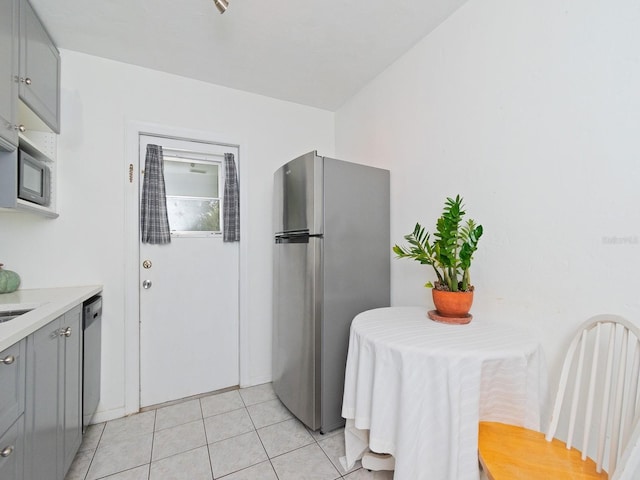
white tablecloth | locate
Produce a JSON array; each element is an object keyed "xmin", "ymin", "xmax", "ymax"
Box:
[{"xmin": 341, "ymin": 307, "xmax": 547, "ymax": 480}]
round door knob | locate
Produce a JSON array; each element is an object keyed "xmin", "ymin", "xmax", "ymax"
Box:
[
  {"xmin": 142, "ymin": 280, "xmax": 152, "ymax": 289},
  {"xmin": 60, "ymin": 327, "xmax": 72, "ymax": 337},
  {"xmin": 25, "ymin": 77, "xmax": 32, "ymax": 85},
  {"xmin": 15, "ymin": 124, "xmax": 25, "ymax": 132}
]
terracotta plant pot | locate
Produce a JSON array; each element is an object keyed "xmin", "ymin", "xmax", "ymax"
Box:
[{"xmin": 432, "ymin": 289, "xmax": 474, "ymax": 318}]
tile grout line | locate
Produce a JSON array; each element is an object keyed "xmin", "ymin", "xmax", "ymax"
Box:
[
  {"xmin": 147, "ymin": 409, "xmax": 156, "ymax": 480},
  {"xmin": 205, "ymin": 390, "xmax": 270, "ymax": 478},
  {"xmin": 147, "ymin": 401, "xmax": 211, "ymax": 477},
  {"xmin": 80, "ymin": 423, "xmax": 105, "ymax": 480},
  {"xmin": 199, "ymin": 396, "xmax": 217, "ymax": 480},
  {"xmin": 316, "ymin": 434, "xmax": 345, "ymax": 480},
  {"xmin": 240, "ymin": 392, "xmax": 277, "ymax": 478}
]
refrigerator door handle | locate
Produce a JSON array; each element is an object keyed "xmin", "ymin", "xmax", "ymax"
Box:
[{"xmin": 275, "ymin": 233, "xmax": 322, "ymax": 244}]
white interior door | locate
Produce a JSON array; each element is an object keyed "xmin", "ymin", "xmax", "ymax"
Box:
[{"xmin": 139, "ymin": 134, "xmax": 239, "ymax": 407}]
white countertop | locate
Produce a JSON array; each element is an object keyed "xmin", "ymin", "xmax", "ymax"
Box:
[{"xmin": 0, "ymin": 285, "xmax": 103, "ymax": 351}]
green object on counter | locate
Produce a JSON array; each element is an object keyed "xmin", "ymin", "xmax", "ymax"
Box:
[{"xmin": 0, "ymin": 263, "xmax": 21, "ymax": 294}]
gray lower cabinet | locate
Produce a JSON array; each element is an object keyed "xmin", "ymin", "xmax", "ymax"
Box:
[
  {"xmin": 0, "ymin": 0, "xmax": 19, "ymax": 150},
  {"xmin": 0, "ymin": 418, "xmax": 25, "ymax": 480},
  {"xmin": 19, "ymin": 0, "xmax": 60, "ymax": 133},
  {"xmin": 0, "ymin": 340, "xmax": 26, "ymax": 480},
  {"xmin": 24, "ymin": 305, "xmax": 83, "ymax": 480},
  {"xmin": 62, "ymin": 306, "xmax": 82, "ymax": 475}
]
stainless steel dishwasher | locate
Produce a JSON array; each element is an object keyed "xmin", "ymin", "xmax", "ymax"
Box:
[{"xmin": 83, "ymin": 295, "xmax": 102, "ymax": 432}]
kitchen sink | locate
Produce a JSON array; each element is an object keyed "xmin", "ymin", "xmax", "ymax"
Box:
[{"xmin": 0, "ymin": 309, "xmax": 33, "ymax": 323}]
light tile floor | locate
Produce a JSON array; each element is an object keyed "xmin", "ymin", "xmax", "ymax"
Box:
[{"xmin": 65, "ymin": 383, "xmax": 394, "ymax": 480}]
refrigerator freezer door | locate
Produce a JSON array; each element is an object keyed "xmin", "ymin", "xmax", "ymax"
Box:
[
  {"xmin": 273, "ymin": 151, "xmax": 323, "ymax": 235},
  {"xmin": 272, "ymin": 235, "xmax": 322, "ymax": 430}
]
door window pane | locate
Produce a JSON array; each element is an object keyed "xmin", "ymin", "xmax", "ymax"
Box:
[
  {"xmin": 164, "ymin": 160, "xmax": 219, "ymax": 197},
  {"xmin": 166, "ymin": 198, "xmax": 220, "ymax": 232},
  {"xmin": 163, "ymin": 157, "xmax": 222, "ymax": 234}
]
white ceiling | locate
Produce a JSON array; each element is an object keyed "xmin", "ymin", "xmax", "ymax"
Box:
[{"xmin": 30, "ymin": 0, "xmax": 468, "ymax": 111}]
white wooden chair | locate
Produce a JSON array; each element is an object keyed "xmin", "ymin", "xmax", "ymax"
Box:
[{"xmin": 479, "ymin": 314, "xmax": 640, "ymax": 480}]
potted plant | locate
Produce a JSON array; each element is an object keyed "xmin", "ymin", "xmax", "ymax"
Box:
[{"xmin": 392, "ymin": 195, "xmax": 483, "ymax": 323}]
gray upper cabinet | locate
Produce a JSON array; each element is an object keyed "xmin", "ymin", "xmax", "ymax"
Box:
[
  {"xmin": 0, "ymin": 0, "xmax": 19, "ymax": 150},
  {"xmin": 19, "ymin": 0, "xmax": 60, "ymax": 133}
]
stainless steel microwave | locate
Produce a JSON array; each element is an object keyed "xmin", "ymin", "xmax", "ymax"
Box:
[{"xmin": 18, "ymin": 148, "xmax": 51, "ymax": 206}]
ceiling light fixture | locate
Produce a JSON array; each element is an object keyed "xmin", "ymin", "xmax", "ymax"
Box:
[{"xmin": 214, "ymin": 0, "xmax": 229, "ymax": 14}]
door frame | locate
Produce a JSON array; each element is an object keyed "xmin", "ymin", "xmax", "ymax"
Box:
[{"xmin": 123, "ymin": 120, "xmax": 250, "ymax": 416}]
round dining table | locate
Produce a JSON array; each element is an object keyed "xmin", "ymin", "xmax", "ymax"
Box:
[{"xmin": 341, "ymin": 306, "xmax": 548, "ymax": 480}]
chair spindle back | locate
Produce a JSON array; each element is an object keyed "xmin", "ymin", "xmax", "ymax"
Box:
[{"xmin": 545, "ymin": 315, "xmax": 640, "ymax": 476}]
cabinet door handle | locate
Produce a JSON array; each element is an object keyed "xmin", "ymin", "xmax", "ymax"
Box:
[
  {"xmin": 24, "ymin": 77, "xmax": 32, "ymax": 85},
  {"xmin": 0, "ymin": 355, "xmax": 15, "ymax": 365},
  {"xmin": 14, "ymin": 124, "xmax": 25, "ymax": 132},
  {"xmin": 60, "ymin": 327, "xmax": 72, "ymax": 337},
  {"xmin": 0, "ymin": 445, "xmax": 14, "ymax": 457}
]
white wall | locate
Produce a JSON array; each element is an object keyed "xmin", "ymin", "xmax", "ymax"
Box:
[
  {"xmin": 0, "ymin": 50, "xmax": 334, "ymax": 419},
  {"xmin": 3, "ymin": 0, "xmax": 639, "ymax": 427},
  {"xmin": 336, "ymin": 0, "xmax": 640, "ymax": 407}
]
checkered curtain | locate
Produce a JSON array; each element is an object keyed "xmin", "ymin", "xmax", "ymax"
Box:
[
  {"xmin": 140, "ymin": 144, "xmax": 171, "ymax": 244},
  {"xmin": 223, "ymin": 153, "xmax": 240, "ymax": 242}
]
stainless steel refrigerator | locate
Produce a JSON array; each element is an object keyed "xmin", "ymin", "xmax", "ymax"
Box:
[{"xmin": 272, "ymin": 151, "xmax": 390, "ymax": 433}]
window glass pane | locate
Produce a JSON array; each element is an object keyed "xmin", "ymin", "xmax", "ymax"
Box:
[
  {"xmin": 163, "ymin": 159, "xmax": 219, "ymax": 198},
  {"xmin": 166, "ymin": 198, "xmax": 220, "ymax": 232}
]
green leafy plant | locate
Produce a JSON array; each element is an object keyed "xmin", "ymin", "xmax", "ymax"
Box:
[{"xmin": 392, "ymin": 195, "xmax": 483, "ymax": 292}]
